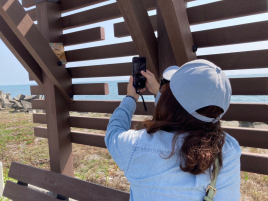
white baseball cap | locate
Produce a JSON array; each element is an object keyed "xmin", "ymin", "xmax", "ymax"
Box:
[
  {"xmin": 163, "ymin": 65, "xmax": 180, "ymax": 80},
  {"xmin": 170, "ymin": 59, "xmax": 232, "ymax": 123}
]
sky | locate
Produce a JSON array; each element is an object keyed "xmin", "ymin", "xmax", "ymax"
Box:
[{"xmin": 1, "ymin": 0, "xmax": 268, "ymax": 86}]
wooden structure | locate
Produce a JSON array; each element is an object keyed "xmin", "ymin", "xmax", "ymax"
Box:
[{"xmin": 1, "ymin": 0, "xmax": 268, "ymax": 199}]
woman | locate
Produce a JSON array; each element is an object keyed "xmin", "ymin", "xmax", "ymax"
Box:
[{"xmin": 105, "ymin": 60, "xmax": 241, "ymax": 201}]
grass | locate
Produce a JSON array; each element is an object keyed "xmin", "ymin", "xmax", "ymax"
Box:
[{"xmin": 0, "ymin": 109, "xmax": 268, "ymax": 200}]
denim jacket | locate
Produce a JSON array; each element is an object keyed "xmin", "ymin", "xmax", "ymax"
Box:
[{"xmin": 105, "ymin": 97, "xmax": 241, "ymax": 201}]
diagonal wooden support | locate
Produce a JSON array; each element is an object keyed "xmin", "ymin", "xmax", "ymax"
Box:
[
  {"xmin": 157, "ymin": 0, "xmax": 196, "ymax": 66},
  {"xmin": 0, "ymin": 0, "xmax": 73, "ymax": 103},
  {"xmin": 117, "ymin": 0, "xmax": 159, "ymax": 79},
  {"xmin": 35, "ymin": 0, "xmax": 74, "ymax": 177},
  {"xmin": 0, "ymin": 16, "xmax": 43, "ymax": 88}
]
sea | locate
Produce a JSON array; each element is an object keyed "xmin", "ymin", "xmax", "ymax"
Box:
[{"xmin": 0, "ymin": 79, "xmax": 268, "ymax": 103}]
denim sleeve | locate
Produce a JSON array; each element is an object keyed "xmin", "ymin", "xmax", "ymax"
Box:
[
  {"xmin": 214, "ymin": 143, "xmax": 241, "ymax": 201},
  {"xmin": 105, "ymin": 97, "xmax": 141, "ymax": 172}
]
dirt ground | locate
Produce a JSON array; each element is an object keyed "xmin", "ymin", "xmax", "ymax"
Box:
[{"xmin": 0, "ymin": 109, "xmax": 267, "ymax": 201}]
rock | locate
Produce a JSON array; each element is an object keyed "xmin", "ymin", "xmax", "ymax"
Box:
[
  {"xmin": 6, "ymin": 94, "xmax": 12, "ymax": 101},
  {"xmin": 0, "ymin": 106, "xmax": 2, "ymax": 110},
  {"xmin": 27, "ymin": 109, "xmax": 36, "ymax": 114},
  {"xmin": 239, "ymin": 121, "xmax": 255, "ymax": 128},
  {"xmin": 253, "ymin": 122, "xmax": 268, "ymax": 129},
  {"xmin": 17, "ymin": 94, "xmax": 25, "ymax": 101},
  {"xmin": 24, "ymin": 95, "xmax": 42, "ymax": 101},
  {"xmin": 11, "ymin": 100, "xmax": 23, "ymax": 109},
  {"xmin": 21, "ymin": 100, "xmax": 32, "ymax": 110},
  {"xmin": 1, "ymin": 100, "xmax": 13, "ymax": 108},
  {"xmin": 13, "ymin": 97, "xmax": 19, "ymax": 101},
  {"xmin": 0, "ymin": 161, "xmax": 3, "ymax": 197}
]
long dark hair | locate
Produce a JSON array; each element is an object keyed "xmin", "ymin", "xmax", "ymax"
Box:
[{"xmin": 143, "ymin": 83, "xmax": 225, "ymax": 179}]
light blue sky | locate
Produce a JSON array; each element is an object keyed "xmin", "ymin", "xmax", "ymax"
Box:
[{"xmin": 1, "ymin": 0, "xmax": 268, "ymax": 86}]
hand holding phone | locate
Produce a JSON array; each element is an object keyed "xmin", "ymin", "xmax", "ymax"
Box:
[{"xmin": 132, "ymin": 57, "xmax": 146, "ymax": 93}]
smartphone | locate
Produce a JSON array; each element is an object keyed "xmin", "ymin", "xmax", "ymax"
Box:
[{"xmin": 132, "ymin": 57, "xmax": 146, "ymax": 92}]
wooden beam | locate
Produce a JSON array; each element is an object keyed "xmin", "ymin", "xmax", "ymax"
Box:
[
  {"xmin": 31, "ymin": 83, "xmax": 109, "ymax": 95},
  {"xmin": 33, "ymin": 115, "xmax": 144, "ymax": 130},
  {"xmin": 198, "ymin": 49, "xmax": 268, "ymax": 70},
  {"xmin": 63, "ymin": 27, "xmax": 105, "ymax": 46},
  {"xmin": 35, "ymin": 0, "xmax": 74, "ymax": 177},
  {"xmin": 241, "ymin": 152, "xmax": 268, "ymax": 175},
  {"xmin": 3, "ymin": 181, "xmax": 58, "ymax": 201},
  {"xmin": 67, "ymin": 63, "xmax": 132, "ymax": 78},
  {"xmin": 118, "ymin": 77, "xmax": 268, "ymax": 95},
  {"xmin": 8, "ymin": 162, "xmax": 130, "ymax": 200},
  {"xmin": 0, "ymin": 0, "xmax": 73, "ymax": 103},
  {"xmin": 157, "ymin": 3, "xmax": 176, "ymax": 80},
  {"xmin": 33, "ymin": 128, "xmax": 268, "ymax": 175},
  {"xmin": 193, "ymin": 20, "xmax": 268, "ymax": 48},
  {"xmin": 188, "ymin": 0, "xmax": 268, "ymax": 25},
  {"xmin": 223, "ymin": 127, "xmax": 268, "ymax": 149},
  {"xmin": 157, "ymin": 0, "xmax": 196, "ymax": 66},
  {"xmin": 22, "ymin": 0, "xmax": 109, "ymax": 12},
  {"xmin": 0, "ymin": 16, "xmax": 43, "ymax": 88},
  {"xmin": 61, "ymin": 0, "xmax": 157, "ymax": 30},
  {"xmin": 33, "ymin": 99, "xmax": 268, "ymax": 122},
  {"xmin": 117, "ymin": 0, "xmax": 159, "ymax": 78},
  {"xmin": 65, "ymin": 41, "xmax": 137, "ymax": 62},
  {"xmin": 27, "ymin": 8, "xmax": 37, "ymax": 21}
]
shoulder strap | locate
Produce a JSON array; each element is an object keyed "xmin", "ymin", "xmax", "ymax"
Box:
[{"xmin": 203, "ymin": 157, "xmax": 220, "ymax": 201}]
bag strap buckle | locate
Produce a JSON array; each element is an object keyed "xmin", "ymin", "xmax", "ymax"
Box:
[{"xmin": 206, "ymin": 185, "xmax": 217, "ymax": 197}]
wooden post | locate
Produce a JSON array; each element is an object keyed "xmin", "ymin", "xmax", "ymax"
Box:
[
  {"xmin": 117, "ymin": 0, "xmax": 159, "ymax": 79},
  {"xmin": 35, "ymin": 0, "xmax": 74, "ymax": 176},
  {"xmin": 157, "ymin": 0, "xmax": 196, "ymax": 66},
  {"xmin": 157, "ymin": 3, "xmax": 177, "ymax": 81}
]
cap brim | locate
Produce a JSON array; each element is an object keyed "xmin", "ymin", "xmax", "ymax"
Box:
[{"xmin": 163, "ymin": 66, "xmax": 180, "ymax": 80}]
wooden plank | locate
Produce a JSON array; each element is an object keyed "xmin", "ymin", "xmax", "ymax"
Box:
[
  {"xmin": 34, "ymin": 127, "xmax": 107, "ymax": 148},
  {"xmin": 31, "ymin": 85, "xmax": 43, "ymax": 95},
  {"xmin": 27, "ymin": 8, "xmax": 36, "ymax": 21},
  {"xmin": 224, "ymin": 103, "xmax": 268, "ymax": 123},
  {"xmin": 34, "ymin": 116, "xmax": 144, "ymax": 130},
  {"xmin": 60, "ymin": 0, "xmax": 109, "ymax": 13},
  {"xmin": 117, "ymin": 0, "xmax": 159, "ymax": 78},
  {"xmin": 35, "ymin": 0, "xmax": 74, "ymax": 177},
  {"xmin": 192, "ymin": 21, "xmax": 268, "ymax": 48},
  {"xmin": 241, "ymin": 152, "xmax": 268, "ymax": 175},
  {"xmin": 157, "ymin": 0, "xmax": 196, "ymax": 66},
  {"xmin": 65, "ymin": 41, "xmax": 137, "ymax": 62},
  {"xmin": 61, "ymin": 0, "xmax": 157, "ymax": 30},
  {"xmin": 22, "ymin": 0, "xmax": 109, "ymax": 12},
  {"xmin": 73, "ymin": 83, "xmax": 109, "ymax": 95},
  {"xmin": 157, "ymin": 3, "xmax": 176, "ymax": 81},
  {"xmin": 230, "ymin": 77, "xmax": 268, "ymax": 95},
  {"xmin": 3, "ymin": 181, "xmax": 57, "ymax": 201},
  {"xmin": 33, "ymin": 100, "xmax": 268, "ymax": 123},
  {"xmin": 198, "ymin": 49, "xmax": 268, "ymax": 70},
  {"xmin": 188, "ymin": 0, "xmax": 268, "ymax": 25},
  {"xmin": 114, "ymin": 15, "xmax": 156, "ymax": 38},
  {"xmin": 223, "ymin": 127, "xmax": 268, "ymax": 149},
  {"xmin": 67, "ymin": 63, "xmax": 132, "ymax": 78},
  {"xmin": 119, "ymin": 78, "xmax": 268, "ymax": 96},
  {"xmin": 35, "ymin": 123, "xmax": 268, "ymax": 150},
  {"xmin": 0, "ymin": 0, "xmax": 73, "ymax": 103},
  {"xmin": 8, "ymin": 162, "xmax": 130, "ymax": 201},
  {"xmin": 0, "ymin": 16, "xmax": 43, "ymax": 88},
  {"xmin": 69, "ymin": 100, "xmax": 155, "ymax": 115},
  {"xmin": 63, "ymin": 27, "xmax": 105, "ymax": 46},
  {"xmin": 31, "ymin": 83, "xmax": 109, "ymax": 95}
]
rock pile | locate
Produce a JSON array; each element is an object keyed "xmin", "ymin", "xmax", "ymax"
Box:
[{"xmin": 0, "ymin": 91, "xmax": 43, "ymax": 113}]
